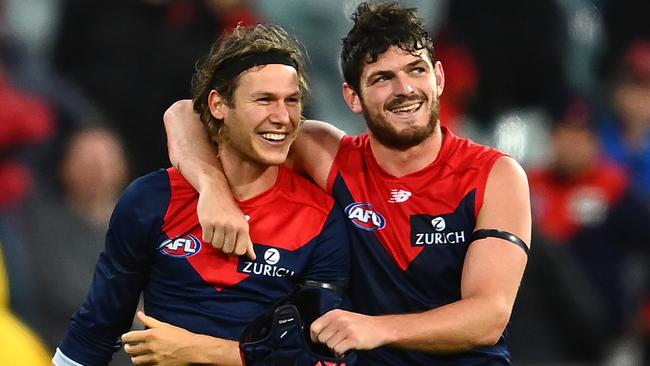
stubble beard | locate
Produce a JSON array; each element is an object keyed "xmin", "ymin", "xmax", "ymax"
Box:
[{"xmin": 362, "ymin": 94, "xmax": 440, "ymax": 151}]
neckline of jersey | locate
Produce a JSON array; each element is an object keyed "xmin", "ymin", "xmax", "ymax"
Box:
[
  {"xmin": 235, "ymin": 165, "xmax": 287, "ymax": 208},
  {"xmin": 364, "ymin": 125, "xmax": 452, "ymax": 182}
]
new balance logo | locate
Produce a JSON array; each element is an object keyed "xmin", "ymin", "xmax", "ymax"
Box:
[{"xmin": 389, "ymin": 189, "xmax": 412, "ymax": 203}]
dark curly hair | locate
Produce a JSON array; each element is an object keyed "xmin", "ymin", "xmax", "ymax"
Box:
[
  {"xmin": 341, "ymin": 1, "xmax": 434, "ymax": 93},
  {"xmin": 192, "ymin": 24, "xmax": 309, "ymax": 146}
]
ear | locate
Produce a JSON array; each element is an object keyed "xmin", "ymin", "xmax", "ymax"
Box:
[
  {"xmin": 342, "ymin": 82, "xmax": 363, "ymax": 115},
  {"xmin": 434, "ymin": 61, "xmax": 445, "ymax": 98},
  {"xmin": 208, "ymin": 90, "xmax": 227, "ymax": 120}
]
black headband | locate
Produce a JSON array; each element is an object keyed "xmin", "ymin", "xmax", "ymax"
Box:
[{"xmin": 213, "ymin": 51, "xmax": 298, "ymax": 83}]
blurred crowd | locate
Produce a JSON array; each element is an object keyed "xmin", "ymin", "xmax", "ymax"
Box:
[{"xmin": 0, "ymin": 0, "xmax": 649, "ymax": 365}]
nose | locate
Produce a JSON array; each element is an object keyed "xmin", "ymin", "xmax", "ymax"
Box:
[
  {"xmin": 393, "ymin": 74, "xmax": 414, "ymax": 96},
  {"xmin": 268, "ymin": 101, "xmax": 291, "ymax": 125}
]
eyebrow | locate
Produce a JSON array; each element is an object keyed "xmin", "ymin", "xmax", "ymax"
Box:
[
  {"xmin": 365, "ymin": 70, "xmax": 393, "ymax": 85},
  {"xmin": 250, "ymin": 90, "xmax": 301, "ymax": 99},
  {"xmin": 365, "ymin": 58, "xmax": 430, "ymax": 83},
  {"xmin": 406, "ymin": 59, "xmax": 429, "ymax": 69}
]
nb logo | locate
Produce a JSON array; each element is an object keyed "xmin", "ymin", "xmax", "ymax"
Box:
[
  {"xmin": 159, "ymin": 234, "xmax": 201, "ymax": 258},
  {"xmin": 388, "ymin": 189, "xmax": 412, "ymax": 203}
]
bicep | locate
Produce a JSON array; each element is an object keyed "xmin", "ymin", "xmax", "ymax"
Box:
[
  {"xmin": 288, "ymin": 120, "xmax": 344, "ymax": 190},
  {"xmin": 462, "ymin": 156, "xmax": 531, "ymax": 307},
  {"xmin": 476, "ymin": 156, "xmax": 531, "ymax": 244}
]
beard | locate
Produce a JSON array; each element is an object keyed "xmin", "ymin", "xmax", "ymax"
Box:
[{"xmin": 361, "ymin": 94, "xmax": 440, "ymax": 151}]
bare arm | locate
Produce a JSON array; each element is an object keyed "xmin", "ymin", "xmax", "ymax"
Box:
[
  {"xmin": 311, "ymin": 156, "xmax": 531, "ymax": 354},
  {"xmin": 122, "ymin": 312, "xmax": 241, "ymax": 366},
  {"xmin": 289, "ymin": 119, "xmax": 345, "ymax": 190},
  {"xmin": 164, "ymin": 100, "xmax": 254, "ymax": 259}
]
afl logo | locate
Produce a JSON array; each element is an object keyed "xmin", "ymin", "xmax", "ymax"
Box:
[
  {"xmin": 344, "ymin": 202, "xmax": 386, "ymax": 231},
  {"xmin": 158, "ymin": 234, "xmax": 201, "ymax": 258},
  {"xmin": 431, "ymin": 217, "xmax": 446, "ymax": 232}
]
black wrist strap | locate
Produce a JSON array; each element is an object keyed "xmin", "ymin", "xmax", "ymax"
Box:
[{"xmin": 471, "ymin": 229, "xmax": 530, "ymax": 256}]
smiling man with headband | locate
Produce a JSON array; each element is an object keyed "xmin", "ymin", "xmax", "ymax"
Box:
[{"xmin": 53, "ymin": 24, "xmax": 351, "ymax": 366}]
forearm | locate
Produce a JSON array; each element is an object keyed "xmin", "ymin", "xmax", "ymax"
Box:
[
  {"xmin": 378, "ymin": 237, "xmax": 525, "ymax": 353},
  {"xmin": 378, "ymin": 295, "xmax": 510, "ymax": 353},
  {"xmin": 187, "ymin": 335, "xmax": 242, "ymax": 366},
  {"xmin": 164, "ymin": 99, "xmax": 256, "ymax": 256},
  {"xmin": 164, "ymin": 99, "xmax": 224, "ymax": 194},
  {"xmin": 122, "ymin": 317, "xmax": 244, "ymax": 366}
]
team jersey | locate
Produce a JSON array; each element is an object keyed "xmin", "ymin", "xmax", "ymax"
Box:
[
  {"xmin": 326, "ymin": 127, "xmax": 509, "ymax": 365},
  {"xmin": 58, "ymin": 166, "xmax": 349, "ymax": 366}
]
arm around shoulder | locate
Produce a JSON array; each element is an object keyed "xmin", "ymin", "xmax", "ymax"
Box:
[
  {"xmin": 163, "ymin": 100, "xmax": 253, "ymax": 258},
  {"xmin": 290, "ymin": 120, "xmax": 345, "ymax": 190}
]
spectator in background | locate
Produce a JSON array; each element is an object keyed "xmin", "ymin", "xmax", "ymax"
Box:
[
  {"xmin": 434, "ymin": 38, "xmax": 480, "ymax": 138},
  {"xmin": 600, "ymin": 0, "xmax": 650, "ymax": 84},
  {"xmin": 0, "ymin": 67, "xmax": 54, "ymax": 210},
  {"xmin": 447, "ymin": 0, "xmax": 567, "ymax": 126},
  {"xmin": 0, "ymin": 62, "xmax": 55, "ymax": 334},
  {"xmin": 16, "ymin": 127, "xmax": 133, "ymax": 365},
  {"xmin": 53, "ymin": 0, "xmax": 258, "ymax": 177},
  {"xmin": 601, "ymin": 41, "xmax": 650, "ymax": 362},
  {"xmin": 58, "ymin": 128, "xmax": 129, "ymax": 226},
  {"xmin": 598, "ymin": 39, "xmax": 650, "ymax": 202},
  {"xmin": 0, "ymin": 0, "xmax": 110, "ymax": 193},
  {"xmin": 525, "ymin": 94, "xmax": 650, "ymax": 363}
]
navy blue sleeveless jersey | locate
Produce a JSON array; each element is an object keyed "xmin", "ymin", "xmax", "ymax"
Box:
[
  {"xmin": 58, "ymin": 166, "xmax": 350, "ymax": 366},
  {"xmin": 326, "ymin": 127, "xmax": 510, "ymax": 365}
]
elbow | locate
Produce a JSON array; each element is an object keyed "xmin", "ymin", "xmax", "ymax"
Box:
[
  {"xmin": 473, "ymin": 329, "xmax": 505, "ymax": 348},
  {"xmin": 163, "ymin": 99, "xmax": 194, "ymax": 167},
  {"xmin": 472, "ymin": 305, "xmax": 511, "ymax": 348},
  {"xmin": 163, "ymin": 99, "xmax": 193, "ymax": 129}
]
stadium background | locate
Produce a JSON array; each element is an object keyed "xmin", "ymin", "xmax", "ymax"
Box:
[{"xmin": 1, "ymin": 0, "xmax": 649, "ymax": 364}]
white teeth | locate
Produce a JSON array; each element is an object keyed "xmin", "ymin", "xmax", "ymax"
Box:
[
  {"xmin": 390, "ymin": 103, "xmax": 421, "ymax": 113},
  {"xmin": 260, "ymin": 133, "xmax": 286, "ymax": 141}
]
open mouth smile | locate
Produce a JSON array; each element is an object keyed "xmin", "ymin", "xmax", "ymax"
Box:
[
  {"xmin": 388, "ymin": 101, "xmax": 423, "ymax": 115},
  {"xmin": 259, "ymin": 132, "xmax": 288, "ymax": 142}
]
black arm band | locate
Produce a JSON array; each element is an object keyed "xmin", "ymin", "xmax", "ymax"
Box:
[
  {"xmin": 300, "ymin": 279, "xmax": 347, "ymax": 294},
  {"xmin": 471, "ymin": 229, "xmax": 529, "ymax": 256}
]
